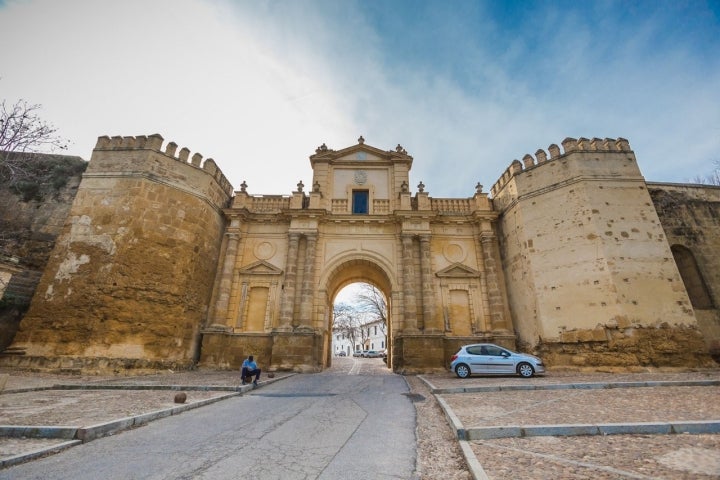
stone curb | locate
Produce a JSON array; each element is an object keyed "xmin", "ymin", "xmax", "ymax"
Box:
[
  {"xmin": 0, "ymin": 440, "xmax": 81, "ymax": 469},
  {"xmin": 458, "ymin": 440, "xmax": 491, "ymax": 480},
  {"xmin": 465, "ymin": 420, "xmax": 720, "ymax": 440},
  {"xmin": 429, "ymin": 379, "xmax": 720, "ymax": 394},
  {"xmin": 0, "ymin": 373, "xmax": 294, "ymax": 467},
  {"xmin": 418, "ymin": 379, "xmax": 489, "ymax": 480},
  {"xmin": 428, "ymin": 377, "xmax": 720, "ymax": 480},
  {"xmin": 0, "ymin": 426, "xmax": 78, "ymax": 439}
]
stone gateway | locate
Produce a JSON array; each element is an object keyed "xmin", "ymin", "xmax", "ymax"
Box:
[{"xmin": 1, "ymin": 134, "xmax": 718, "ymax": 373}]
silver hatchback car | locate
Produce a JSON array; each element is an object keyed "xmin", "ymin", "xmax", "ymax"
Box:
[{"xmin": 450, "ymin": 343, "xmax": 545, "ymax": 378}]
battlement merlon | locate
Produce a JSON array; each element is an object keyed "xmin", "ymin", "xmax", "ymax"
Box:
[
  {"xmin": 490, "ymin": 137, "xmax": 634, "ymax": 198},
  {"xmin": 92, "ymin": 134, "xmax": 234, "ymax": 198}
]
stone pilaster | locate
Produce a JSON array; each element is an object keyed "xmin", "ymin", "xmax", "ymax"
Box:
[
  {"xmin": 213, "ymin": 232, "xmax": 240, "ymax": 327},
  {"xmin": 298, "ymin": 233, "xmax": 317, "ymax": 330},
  {"xmin": 480, "ymin": 231, "xmax": 509, "ymax": 331},
  {"xmin": 419, "ymin": 234, "xmax": 436, "ymax": 332},
  {"xmin": 401, "ymin": 234, "xmax": 419, "ymax": 332},
  {"xmin": 278, "ymin": 232, "xmax": 300, "ymax": 331}
]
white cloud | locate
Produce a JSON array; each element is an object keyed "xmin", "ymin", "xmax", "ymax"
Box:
[{"xmin": 1, "ymin": 0, "xmax": 718, "ymax": 198}]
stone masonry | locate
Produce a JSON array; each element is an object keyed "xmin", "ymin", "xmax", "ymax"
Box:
[{"xmin": 0, "ymin": 134, "xmax": 717, "ymax": 373}]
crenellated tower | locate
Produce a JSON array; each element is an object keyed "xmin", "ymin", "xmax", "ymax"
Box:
[
  {"xmin": 492, "ymin": 137, "xmax": 712, "ymax": 368},
  {"xmin": 8, "ymin": 134, "xmax": 233, "ymax": 371}
]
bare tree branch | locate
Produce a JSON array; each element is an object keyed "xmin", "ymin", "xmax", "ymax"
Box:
[
  {"xmin": 0, "ymin": 98, "xmax": 69, "ymax": 184},
  {"xmin": 689, "ymin": 159, "xmax": 720, "ymax": 186},
  {"xmin": 355, "ymin": 284, "xmax": 387, "ymax": 334}
]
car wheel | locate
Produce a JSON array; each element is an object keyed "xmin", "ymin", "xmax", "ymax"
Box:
[
  {"xmin": 455, "ymin": 363, "xmax": 471, "ymax": 379},
  {"xmin": 517, "ymin": 362, "xmax": 534, "ymax": 378}
]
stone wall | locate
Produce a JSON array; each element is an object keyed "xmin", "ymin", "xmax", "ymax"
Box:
[
  {"xmin": 649, "ymin": 183, "xmax": 720, "ymax": 358},
  {"xmin": 0, "ymin": 153, "xmax": 86, "ymax": 352},
  {"xmin": 4, "ymin": 135, "xmax": 233, "ymax": 372},
  {"xmin": 493, "ymin": 138, "xmax": 713, "ymax": 368}
]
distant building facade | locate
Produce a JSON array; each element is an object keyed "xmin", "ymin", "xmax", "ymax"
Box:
[
  {"xmin": 1, "ymin": 134, "xmax": 717, "ymax": 373},
  {"xmin": 332, "ymin": 317, "xmax": 387, "ymax": 356}
]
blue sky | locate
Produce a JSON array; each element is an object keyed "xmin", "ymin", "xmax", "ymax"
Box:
[{"xmin": 1, "ymin": 0, "xmax": 718, "ymax": 197}]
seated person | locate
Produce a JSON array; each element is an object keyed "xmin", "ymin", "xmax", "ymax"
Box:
[{"xmin": 241, "ymin": 355, "xmax": 261, "ymax": 385}]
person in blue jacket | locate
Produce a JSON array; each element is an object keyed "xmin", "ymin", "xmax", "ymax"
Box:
[{"xmin": 241, "ymin": 355, "xmax": 261, "ymax": 386}]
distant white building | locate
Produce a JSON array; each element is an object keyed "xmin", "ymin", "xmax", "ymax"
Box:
[{"xmin": 332, "ymin": 318, "xmax": 387, "ymax": 356}]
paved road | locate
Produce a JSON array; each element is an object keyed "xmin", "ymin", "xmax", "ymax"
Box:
[{"xmin": 0, "ymin": 358, "xmax": 417, "ymax": 480}]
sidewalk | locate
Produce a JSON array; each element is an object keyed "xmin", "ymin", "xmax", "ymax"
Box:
[
  {"xmin": 422, "ymin": 369, "xmax": 720, "ymax": 479},
  {"xmin": 0, "ymin": 368, "xmax": 292, "ymax": 468}
]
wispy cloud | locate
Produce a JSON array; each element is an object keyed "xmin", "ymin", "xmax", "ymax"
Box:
[{"xmin": 1, "ymin": 0, "xmax": 718, "ymax": 197}]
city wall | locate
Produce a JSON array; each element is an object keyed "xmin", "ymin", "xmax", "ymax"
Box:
[
  {"xmin": 492, "ymin": 138, "xmax": 714, "ymax": 368},
  {"xmin": 4, "ymin": 135, "xmax": 233, "ymax": 372}
]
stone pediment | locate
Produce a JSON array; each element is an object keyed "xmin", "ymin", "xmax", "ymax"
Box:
[
  {"xmin": 238, "ymin": 260, "xmax": 283, "ymax": 275},
  {"xmin": 435, "ymin": 263, "xmax": 480, "ymax": 278},
  {"xmin": 310, "ymin": 136, "xmax": 412, "ymax": 166}
]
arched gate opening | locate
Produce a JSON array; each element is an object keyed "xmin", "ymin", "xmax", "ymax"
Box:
[{"xmin": 320, "ymin": 258, "xmax": 395, "ymax": 370}]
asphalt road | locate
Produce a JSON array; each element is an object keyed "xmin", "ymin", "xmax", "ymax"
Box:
[{"xmin": 0, "ymin": 358, "xmax": 418, "ymax": 480}]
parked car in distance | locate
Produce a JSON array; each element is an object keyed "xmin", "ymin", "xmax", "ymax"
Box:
[
  {"xmin": 364, "ymin": 350, "xmax": 382, "ymax": 358},
  {"xmin": 360, "ymin": 350, "xmax": 369, "ymax": 357},
  {"xmin": 353, "ymin": 350, "xmax": 363, "ymax": 357},
  {"xmin": 450, "ymin": 343, "xmax": 545, "ymax": 378},
  {"xmin": 337, "ymin": 351, "xmax": 346, "ymax": 357}
]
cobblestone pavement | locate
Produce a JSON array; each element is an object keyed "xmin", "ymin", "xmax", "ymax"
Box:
[{"xmin": 422, "ymin": 368, "xmax": 720, "ymax": 479}]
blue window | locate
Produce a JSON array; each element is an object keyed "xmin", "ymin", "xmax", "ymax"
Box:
[{"xmin": 352, "ymin": 190, "xmax": 369, "ymax": 214}]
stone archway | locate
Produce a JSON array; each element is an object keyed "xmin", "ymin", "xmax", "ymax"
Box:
[{"xmin": 319, "ymin": 257, "xmax": 395, "ymax": 370}]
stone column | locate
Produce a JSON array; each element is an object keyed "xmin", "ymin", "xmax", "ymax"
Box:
[
  {"xmin": 212, "ymin": 232, "xmax": 239, "ymax": 327},
  {"xmin": 419, "ymin": 234, "xmax": 436, "ymax": 332},
  {"xmin": 480, "ymin": 231, "xmax": 509, "ymax": 331},
  {"xmin": 401, "ymin": 234, "xmax": 419, "ymax": 332},
  {"xmin": 298, "ymin": 233, "xmax": 317, "ymax": 329},
  {"xmin": 278, "ymin": 232, "xmax": 300, "ymax": 331}
]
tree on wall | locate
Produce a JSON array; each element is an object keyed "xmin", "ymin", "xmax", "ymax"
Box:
[
  {"xmin": 691, "ymin": 159, "xmax": 720, "ymax": 186},
  {"xmin": 0, "ymin": 97, "xmax": 69, "ymax": 185}
]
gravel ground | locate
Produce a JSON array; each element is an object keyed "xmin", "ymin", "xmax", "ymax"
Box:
[
  {"xmin": 0, "ymin": 363, "xmax": 470, "ymax": 479},
  {"xmin": 2, "ymin": 366, "xmax": 720, "ymax": 479},
  {"xmin": 441, "ymin": 386, "xmax": 720, "ymax": 426},
  {"xmin": 471, "ymin": 434, "xmax": 720, "ymax": 479}
]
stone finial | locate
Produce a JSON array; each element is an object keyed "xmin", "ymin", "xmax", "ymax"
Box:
[
  {"xmin": 315, "ymin": 143, "xmax": 329, "ymax": 153},
  {"xmin": 417, "ymin": 181, "xmax": 425, "ymax": 193},
  {"xmin": 240, "ymin": 181, "xmax": 248, "ymax": 193},
  {"xmin": 401, "ymin": 181, "xmax": 409, "ymax": 193},
  {"xmin": 475, "ymin": 182, "xmax": 483, "ymax": 194},
  {"xmin": 312, "ymin": 181, "xmax": 321, "ymax": 193},
  {"xmin": 358, "ymin": 135, "xmax": 365, "ymax": 144},
  {"xmin": 296, "ymin": 180, "xmax": 304, "ymax": 193}
]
